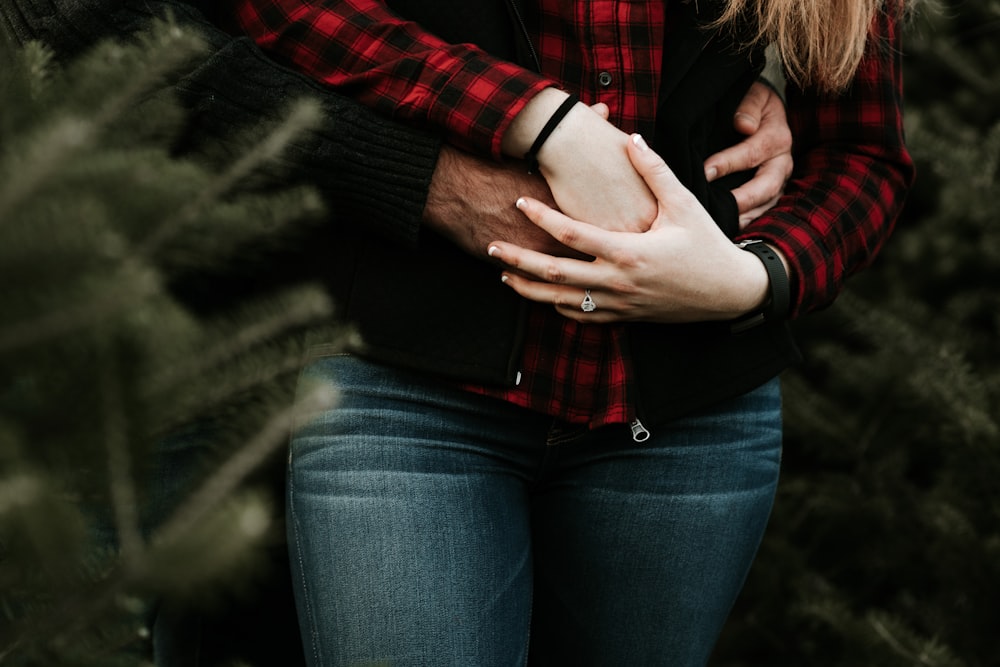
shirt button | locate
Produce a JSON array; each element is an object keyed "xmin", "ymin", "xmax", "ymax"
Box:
[{"xmin": 597, "ymin": 71, "xmax": 613, "ymax": 87}]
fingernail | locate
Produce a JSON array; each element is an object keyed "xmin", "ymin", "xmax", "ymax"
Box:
[
  {"xmin": 705, "ymin": 166, "xmax": 718, "ymax": 181},
  {"xmin": 515, "ymin": 197, "xmax": 527, "ymax": 209},
  {"xmin": 632, "ymin": 134, "xmax": 649, "ymax": 151},
  {"xmin": 734, "ymin": 112, "xmax": 758, "ymax": 129},
  {"xmin": 501, "ymin": 274, "xmax": 510, "ymax": 284},
  {"xmin": 488, "ymin": 245, "xmax": 500, "ymax": 257}
]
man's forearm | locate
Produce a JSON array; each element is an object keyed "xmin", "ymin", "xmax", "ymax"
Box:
[{"xmin": 423, "ymin": 144, "xmax": 580, "ymax": 258}]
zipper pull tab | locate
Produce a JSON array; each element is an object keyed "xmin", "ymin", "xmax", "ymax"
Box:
[{"xmin": 630, "ymin": 419, "xmax": 650, "ymax": 443}]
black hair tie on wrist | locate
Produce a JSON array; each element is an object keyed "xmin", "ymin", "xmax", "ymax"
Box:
[{"xmin": 524, "ymin": 93, "xmax": 579, "ymax": 174}]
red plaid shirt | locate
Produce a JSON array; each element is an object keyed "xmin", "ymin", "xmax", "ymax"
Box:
[{"xmin": 224, "ymin": 0, "xmax": 912, "ymax": 427}]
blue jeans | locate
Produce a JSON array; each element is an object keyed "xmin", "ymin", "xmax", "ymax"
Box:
[{"xmin": 288, "ymin": 354, "xmax": 782, "ymax": 667}]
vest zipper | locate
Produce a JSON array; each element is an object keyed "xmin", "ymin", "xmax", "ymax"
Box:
[
  {"xmin": 505, "ymin": 0, "xmax": 542, "ymax": 72},
  {"xmin": 504, "ymin": 0, "xmax": 642, "ymax": 440},
  {"xmin": 630, "ymin": 418, "xmax": 651, "ymax": 442},
  {"xmin": 621, "ymin": 330, "xmax": 652, "ymax": 443},
  {"xmin": 501, "ymin": 1, "xmax": 538, "ymax": 388}
]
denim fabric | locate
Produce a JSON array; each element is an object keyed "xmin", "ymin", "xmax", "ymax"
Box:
[{"xmin": 288, "ymin": 354, "xmax": 782, "ymax": 667}]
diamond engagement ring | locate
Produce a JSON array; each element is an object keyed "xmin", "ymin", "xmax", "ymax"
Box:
[{"xmin": 581, "ymin": 289, "xmax": 597, "ymax": 313}]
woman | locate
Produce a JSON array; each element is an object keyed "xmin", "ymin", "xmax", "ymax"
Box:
[{"xmin": 223, "ymin": 0, "xmax": 914, "ymax": 664}]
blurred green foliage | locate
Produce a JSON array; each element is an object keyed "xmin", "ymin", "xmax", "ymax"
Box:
[
  {"xmin": 714, "ymin": 3, "xmax": 1000, "ymax": 666},
  {"xmin": 0, "ymin": 20, "xmax": 336, "ymax": 666}
]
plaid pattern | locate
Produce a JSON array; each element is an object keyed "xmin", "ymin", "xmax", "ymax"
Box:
[
  {"xmin": 734, "ymin": 8, "xmax": 914, "ymax": 317},
  {"xmin": 483, "ymin": 306, "xmax": 633, "ymax": 428},
  {"xmin": 223, "ymin": 0, "xmax": 555, "ymax": 158},
  {"xmin": 530, "ymin": 1, "xmax": 665, "ymax": 135},
  {"xmin": 225, "ymin": 0, "xmax": 912, "ymax": 427},
  {"xmin": 463, "ymin": 1, "xmax": 666, "ymax": 427}
]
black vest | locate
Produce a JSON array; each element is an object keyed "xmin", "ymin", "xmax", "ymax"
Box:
[{"xmin": 319, "ymin": 0, "xmax": 799, "ymax": 424}]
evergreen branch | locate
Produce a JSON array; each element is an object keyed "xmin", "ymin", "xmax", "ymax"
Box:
[
  {"xmin": 0, "ymin": 111, "xmax": 327, "ymax": 356},
  {"xmin": 0, "ymin": 23, "xmax": 206, "ymax": 221},
  {"xmin": 0, "ymin": 259, "xmax": 159, "ymax": 353},
  {"xmin": 0, "ymin": 387, "xmax": 333, "ymax": 662},
  {"xmin": 134, "ymin": 98, "xmax": 323, "ymax": 259},
  {"xmin": 86, "ymin": 25, "xmax": 205, "ymax": 131},
  {"xmin": 0, "ymin": 116, "xmax": 95, "ymax": 219},
  {"xmin": 98, "ymin": 335, "xmax": 144, "ymax": 565},
  {"xmin": 868, "ymin": 615, "xmax": 944, "ymax": 667},
  {"xmin": 158, "ymin": 346, "xmax": 319, "ymax": 436},
  {"xmin": 853, "ymin": 392, "xmax": 896, "ymax": 465},
  {"xmin": 146, "ymin": 287, "xmax": 332, "ymax": 398},
  {"xmin": 21, "ymin": 41, "xmax": 54, "ymax": 99},
  {"xmin": 837, "ymin": 291, "xmax": 1000, "ymax": 445},
  {"xmin": 0, "ymin": 472, "xmax": 44, "ymax": 524},
  {"xmin": 0, "ymin": 565, "xmax": 131, "ymax": 664},
  {"xmin": 914, "ymin": 34, "xmax": 999, "ymax": 98},
  {"xmin": 150, "ymin": 383, "xmax": 334, "ymax": 551}
]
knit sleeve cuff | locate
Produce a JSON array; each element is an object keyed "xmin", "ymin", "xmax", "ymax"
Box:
[{"xmin": 176, "ymin": 37, "xmax": 442, "ymax": 247}]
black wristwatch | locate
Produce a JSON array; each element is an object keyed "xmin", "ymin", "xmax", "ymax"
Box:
[{"xmin": 730, "ymin": 240, "xmax": 790, "ymax": 333}]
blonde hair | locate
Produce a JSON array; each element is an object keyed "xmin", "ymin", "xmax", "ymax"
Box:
[{"xmin": 713, "ymin": 0, "xmax": 891, "ymax": 93}]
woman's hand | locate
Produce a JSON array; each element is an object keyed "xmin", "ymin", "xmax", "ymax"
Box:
[
  {"xmin": 535, "ymin": 101, "xmax": 659, "ymax": 234},
  {"xmin": 500, "ymin": 82, "xmax": 792, "ymax": 242},
  {"xmin": 502, "ymin": 89, "xmax": 658, "ymax": 235},
  {"xmin": 487, "ymin": 134, "xmax": 782, "ymax": 324}
]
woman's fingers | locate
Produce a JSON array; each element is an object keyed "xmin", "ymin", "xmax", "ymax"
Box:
[
  {"xmin": 487, "ymin": 236, "xmax": 608, "ymax": 289},
  {"xmin": 626, "ymin": 134, "xmax": 692, "ymax": 211},
  {"xmin": 499, "ymin": 273, "xmax": 621, "ymax": 323},
  {"xmin": 494, "ymin": 196, "xmax": 616, "ymax": 259}
]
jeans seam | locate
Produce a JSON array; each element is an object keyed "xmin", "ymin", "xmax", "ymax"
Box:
[
  {"xmin": 287, "ymin": 458, "xmax": 324, "ymax": 667},
  {"xmin": 521, "ymin": 587, "xmax": 534, "ymax": 667}
]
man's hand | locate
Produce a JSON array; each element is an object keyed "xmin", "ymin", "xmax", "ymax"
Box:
[
  {"xmin": 704, "ymin": 80, "xmax": 793, "ymax": 228},
  {"xmin": 423, "ymin": 144, "xmax": 576, "ymax": 258}
]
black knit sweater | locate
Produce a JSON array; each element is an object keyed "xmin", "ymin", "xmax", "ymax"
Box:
[{"xmin": 1, "ymin": 0, "xmax": 442, "ymax": 248}]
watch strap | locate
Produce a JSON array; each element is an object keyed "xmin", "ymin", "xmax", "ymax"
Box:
[{"xmin": 731, "ymin": 240, "xmax": 790, "ymax": 332}]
